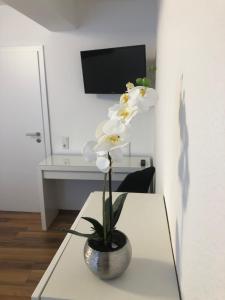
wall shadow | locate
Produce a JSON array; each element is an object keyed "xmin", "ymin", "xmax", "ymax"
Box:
[
  {"xmin": 178, "ymin": 93, "xmax": 190, "ymax": 212},
  {"xmin": 175, "ymin": 85, "xmax": 190, "ymax": 283}
]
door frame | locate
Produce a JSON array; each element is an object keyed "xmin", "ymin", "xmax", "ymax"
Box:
[{"xmin": 0, "ymin": 45, "xmax": 52, "ymax": 157}]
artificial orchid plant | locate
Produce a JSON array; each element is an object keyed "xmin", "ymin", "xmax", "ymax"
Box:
[{"xmin": 66, "ymin": 77, "xmax": 157, "ymax": 251}]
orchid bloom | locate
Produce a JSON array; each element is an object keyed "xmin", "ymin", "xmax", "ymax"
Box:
[
  {"xmin": 108, "ymin": 104, "xmax": 138, "ymax": 125},
  {"xmin": 83, "ymin": 79, "xmax": 157, "ymax": 173},
  {"xmin": 94, "ymin": 119, "xmax": 130, "ymax": 153},
  {"xmin": 120, "ymin": 93, "xmax": 130, "ymax": 105},
  {"xmin": 83, "ymin": 119, "xmax": 129, "ymax": 172},
  {"xmin": 127, "ymin": 86, "xmax": 157, "ymax": 112},
  {"xmin": 126, "ymin": 82, "xmax": 135, "ymax": 90}
]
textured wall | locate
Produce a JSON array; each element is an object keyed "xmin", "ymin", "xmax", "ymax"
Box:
[{"xmin": 155, "ymin": 0, "xmax": 225, "ymax": 299}]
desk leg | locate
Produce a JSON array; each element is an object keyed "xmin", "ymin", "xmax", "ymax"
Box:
[{"xmin": 38, "ymin": 170, "xmax": 59, "ymax": 230}]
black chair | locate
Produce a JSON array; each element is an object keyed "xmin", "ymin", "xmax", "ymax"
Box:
[{"xmin": 116, "ymin": 166, "xmax": 155, "ymax": 193}]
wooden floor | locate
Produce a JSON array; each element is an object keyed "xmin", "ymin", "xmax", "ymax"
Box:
[{"xmin": 0, "ymin": 210, "xmax": 79, "ymax": 300}]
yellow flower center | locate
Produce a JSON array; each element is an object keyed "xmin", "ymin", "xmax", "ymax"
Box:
[
  {"xmin": 106, "ymin": 135, "xmax": 120, "ymax": 144},
  {"xmin": 126, "ymin": 82, "xmax": 134, "ymax": 90},
  {"xmin": 120, "ymin": 93, "xmax": 129, "ymax": 104},
  {"xmin": 140, "ymin": 88, "xmax": 146, "ymax": 97},
  {"xmin": 118, "ymin": 109, "xmax": 130, "ymax": 120}
]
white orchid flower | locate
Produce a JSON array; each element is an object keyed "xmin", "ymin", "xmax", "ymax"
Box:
[
  {"xmin": 95, "ymin": 146, "xmax": 124, "ymax": 172},
  {"xmin": 120, "ymin": 93, "xmax": 130, "ymax": 105},
  {"xmin": 99, "ymin": 120, "xmax": 128, "ymax": 162},
  {"xmin": 94, "ymin": 125, "xmax": 130, "ymax": 153},
  {"xmin": 95, "ymin": 147, "xmax": 123, "ymax": 172},
  {"xmin": 108, "ymin": 104, "xmax": 138, "ymax": 124},
  {"xmin": 128, "ymin": 86, "xmax": 157, "ymax": 112},
  {"xmin": 83, "ymin": 120, "xmax": 128, "ymax": 171},
  {"xmin": 126, "ymin": 82, "xmax": 135, "ymax": 90},
  {"xmin": 83, "ymin": 141, "xmax": 109, "ymax": 172},
  {"xmin": 95, "ymin": 119, "xmax": 126, "ymax": 141}
]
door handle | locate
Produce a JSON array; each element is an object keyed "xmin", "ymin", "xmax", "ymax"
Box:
[{"xmin": 26, "ymin": 132, "xmax": 41, "ymax": 138}]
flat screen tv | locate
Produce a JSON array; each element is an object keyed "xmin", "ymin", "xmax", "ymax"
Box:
[{"xmin": 80, "ymin": 45, "xmax": 146, "ymax": 94}]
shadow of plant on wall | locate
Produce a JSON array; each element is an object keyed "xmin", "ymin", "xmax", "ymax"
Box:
[
  {"xmin": 178, "ymin": 92, "xmax": 190, "ymax": 211},
  {"xmin": 175, "ymin": 83, "xmax": 190, "ymax": 283}
]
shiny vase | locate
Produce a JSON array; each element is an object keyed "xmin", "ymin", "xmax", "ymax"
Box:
[{"xmin": 83, "ymin": 231, "xmax": 132, "ymax": 280}]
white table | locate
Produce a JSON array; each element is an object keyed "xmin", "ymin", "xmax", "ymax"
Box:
[
  {"xmin": 32, "ymin": 192, "xmax": 180, "ymax": 300},
  {"xmin": 38, "ymin": 155, "xmax": 151, "ymax": 230}
]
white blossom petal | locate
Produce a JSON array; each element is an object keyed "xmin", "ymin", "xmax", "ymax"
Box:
[
  {"xmin": 108, "ymin": 104, "xmax": 120, "ymax": 119},
  {"xmin": 82, "ymin": 141, "xmax": 97, "ymax": 162},
  {"xmin": 96, "ymin": 156, "xmax": 110, "ymax": 173},
  {"xmin": 126, "ymin": 82, "xmax": 135, "ymax": 90},
  {"xmin": 103, "ymin": 119, "xmax": 126, "ymax": 135},
  {"xmin": 120, "ymin": 93, "xmax": 129, "ymax": 104},
  {"xmin": 96, "ymin": 150, "xmax": 107, "ymax": 156},
  {"xmin": 109, "ymin": 148, "xmax": 123, "ymax": 162},
  {"xmin": 128, "ymin": 86, "xmax": 157, "ymax": 112},
  {"xmin": 95, "ymin": 120, "xmax": 107, "ymax": 139},
  {"xmin": 108, "ymin": 103, "xmax": 138, "ymax": 124},
  {"xmin": 94, "ymin": 130, "xmax": 130, "ymax": 152}
]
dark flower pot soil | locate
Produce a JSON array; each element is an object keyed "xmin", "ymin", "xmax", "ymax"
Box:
[{"xmin": 88, "ymin": 230, "xmax": 127, "ymax": 252}]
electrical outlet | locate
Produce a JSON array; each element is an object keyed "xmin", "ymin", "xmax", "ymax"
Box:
[{"xmin": 62, "ymin": 136, "xmax": 69, "ymax": 150}]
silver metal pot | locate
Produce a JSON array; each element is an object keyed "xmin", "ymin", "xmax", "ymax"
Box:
[{"xmin": 83, "ymin": 232, "xmax": 132, "ymax": 280}]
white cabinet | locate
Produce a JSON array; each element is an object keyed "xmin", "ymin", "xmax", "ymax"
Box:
[{"xmin": 33, "ymin": 192, "xmax": 180, "ymax": 300}]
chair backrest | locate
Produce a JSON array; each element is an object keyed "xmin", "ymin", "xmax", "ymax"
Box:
[{"xmin": 116, "ymin": 166, "xmax": 155, "ymax": 193}]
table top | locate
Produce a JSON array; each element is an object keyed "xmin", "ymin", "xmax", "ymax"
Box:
[
  {"xmin": 39, "ymin": 154, "xmax": 152, "ymax": 173},
  {"xmin": 35, "ymin": 192, "xmax": 180, "ymax": 300}
]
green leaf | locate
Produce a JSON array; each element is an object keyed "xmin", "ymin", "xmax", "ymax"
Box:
[
  {"xmin": 142, "ymin": 77, "xmax": 150, "ymax": 87},
  {"xmin": 112, "ymin": 193, "xmax": 128, "ymax": 227},
  {"xmin": 136, "ymin": 78, "xmax": 143, "ymax": 86},
  {"xmin": 87, "ymin": 231, "xmax": 103, "ymax": 241},
  {"xmin": 62, "ymin": 228, "xmax": 93, "ymax": 238},
  {"xmin": 82, "ymin": 217, "xmax": 103, "ymax": 238},
  {"xmin": 136, "ymin": 77, "xmax": 151, "ymax": 87}
]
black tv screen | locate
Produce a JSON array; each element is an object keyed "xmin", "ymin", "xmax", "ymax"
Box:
[{"xmin": 80, "ymin": 45, "xmax": 146, "ymax": 94}]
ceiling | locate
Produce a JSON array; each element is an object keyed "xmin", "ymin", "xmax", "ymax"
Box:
[{"xmin": 1, "ymin": 0, "xmax": 105, "ymax": 31}]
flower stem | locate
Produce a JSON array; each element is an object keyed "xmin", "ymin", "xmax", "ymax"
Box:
[
  {"xmin": 108, "ymin": 153, "xmax": 113, "ymax": 241},
  {"xmin": 102, "ymin": 172, "xmax": 107, "ymax": 246}
]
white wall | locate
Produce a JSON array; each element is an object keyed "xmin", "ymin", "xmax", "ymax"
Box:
[
  {"xmin": 0, "ymin": 1, "xmax": 158, "ymax": 210},
  {"xmin": 0, "ymin": 1, "xmax": 157, "ymax": 156},
  {"xmin": 155, "ymin": 0, "xmax": 225, "ymax": 299}
]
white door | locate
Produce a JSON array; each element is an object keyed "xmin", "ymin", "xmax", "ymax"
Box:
[{"xmin": 0, "ymin": 47, "xmax": 51, "ymax": 212}]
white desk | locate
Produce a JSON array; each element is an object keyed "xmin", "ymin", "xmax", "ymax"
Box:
[
  {"xmin": 32, "ymin": 192, "xmax": 180, "ymax": 300},
  {"xmin": 39, "ymin": 155, "xmax": 151, "ymax": 230}
]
